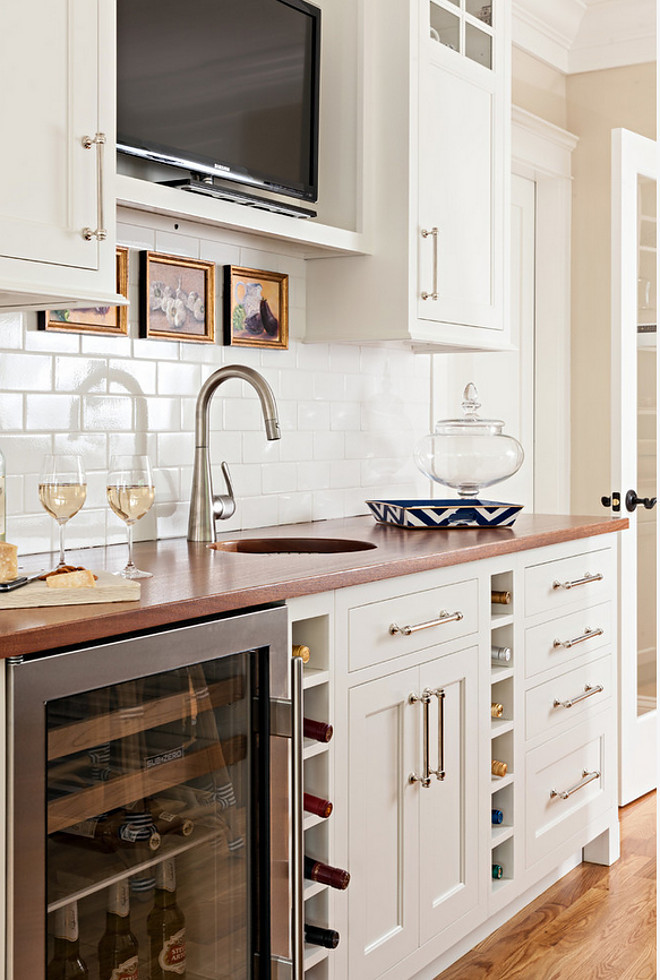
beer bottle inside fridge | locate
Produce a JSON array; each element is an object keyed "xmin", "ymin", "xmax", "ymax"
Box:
[
  {"xmin": 147, "ymin": 859, "xmax": 186, "ymax": 978},
  {"xmin": 48, "ymin": 901, "xmax": 89, "ymax": 979},
  {"xmin": 98, "ymin": 881, "xmax": 139, "ymax": 980}
]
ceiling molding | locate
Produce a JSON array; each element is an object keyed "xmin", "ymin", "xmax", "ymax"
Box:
[{"xmin": 513, "ymin": 0, "xmax": 656, "ymax": 74}]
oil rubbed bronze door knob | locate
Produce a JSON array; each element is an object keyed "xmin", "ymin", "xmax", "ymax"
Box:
[{"xmin": 625, "ymin": 490, "xmax": 657, "ymax": 513}]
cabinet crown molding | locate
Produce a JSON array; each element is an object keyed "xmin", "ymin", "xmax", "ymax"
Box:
[{"xmin": 513, "ymin": 0, "xmax": 655, "ymax": 74}]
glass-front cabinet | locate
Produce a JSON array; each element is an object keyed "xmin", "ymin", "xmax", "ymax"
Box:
[{"xmin": 7, "ymin": 607, "xmax": 290, "ymax": 980}]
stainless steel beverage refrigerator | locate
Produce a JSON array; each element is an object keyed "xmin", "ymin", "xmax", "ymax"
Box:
[{"xmin": 6, "ymin": 604, "xmax": 303, "ymax": 979}]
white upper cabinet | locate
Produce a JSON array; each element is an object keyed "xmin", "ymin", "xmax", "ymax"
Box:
[
  {"xmin": 306, "ymin": 0, "xmax": 511, "ymax": 350},
  {"xmin": 0, "ymin": 0, "xmax": 120, "ymax": 312}
]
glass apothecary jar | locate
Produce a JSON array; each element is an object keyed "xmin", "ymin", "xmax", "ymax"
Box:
[{"xmin": 414, "ymin": 383, "xmax": 524, "ymax": 497}]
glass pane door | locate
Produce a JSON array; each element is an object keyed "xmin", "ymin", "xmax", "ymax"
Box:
[
  {"xmin": 636, "ymin": 172, "xmax": 657, "ymax": 718},
  {"xmin": 46, "ymin": 652, "xmax": 261, "ymax": 980}
]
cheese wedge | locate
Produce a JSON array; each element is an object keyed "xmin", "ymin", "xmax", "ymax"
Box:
[
  {"xmin": 46, "ymin": 568, "xmax": 96, "ymax": 589},
  {"xmin": 0, "ymin": 542, "xmax": 18, "ymax": 583}
]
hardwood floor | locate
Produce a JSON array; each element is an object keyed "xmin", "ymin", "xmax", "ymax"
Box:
[{"xmin": 437, "ymin": 792, "xmax": 656, "ymax": 979}]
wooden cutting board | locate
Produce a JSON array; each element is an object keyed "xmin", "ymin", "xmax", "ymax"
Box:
[{"xmin": 0, "ymin": 571, "xmax": 140, "ymax": 609}]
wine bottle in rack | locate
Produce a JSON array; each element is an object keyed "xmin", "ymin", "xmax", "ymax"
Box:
[
  {"xmin": 491, "ymin": 759, "xmax": 508, "ymax": 777},
  {"xmin": 304, "ymin": 792, "xmax": 333, "ymax": 819},
  {"xmin": 147, "ymin": 859, "xmax": 186, "ymax": 979},
  {"xmin": 303, "ymin": 717, "xmax": 333, "ymax": 743},
  {"xmin": 305, "ymin": 924, "xmax": 340, "ymax": 949},
  {"xmin": 48, "ymin": 901, "xmax": 89, "ymax": 979},
  {"xmin": 148, "ymin": 800, "xmax": 194, "ymax": 838},
  {"xmin": 491, "ymin": 590, "xmax": 512, "ymax": 605},
  {"xmin": 304, "ymin": 855, "xmax": 350, "ymax": 890},
  {"xmin": 52, "ymin": 809, "xmax": 161, "ymax": 854},
  {"xmin": 98, "ymin": 881, "xmax": 139, "ymax": 980},
  {"xmin": 491, "ymin": 645, "xmax": 512, "ymax": 663},
  {"xmin": 491, "ymin": 809, "xmax": 503, "ymax": 825},
  {"xmin": 491, "ymin": 703, "xmax": 504, "ymax": 718},
  {"xmin": 492, "ymin": 864, "xmax": 504, "ymax": 879},
  {"xmin": 292, "ymin": 643, "xmax": 311, "ymax": 664}
]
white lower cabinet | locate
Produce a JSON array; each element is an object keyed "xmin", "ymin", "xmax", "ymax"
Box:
[
  {"xmin": 289, "ymin": 531, "xmax": 621, "ymax": 980},
  {"xmin": 347, "ymin": 647, "xmax": 479, "ymax": 979}
]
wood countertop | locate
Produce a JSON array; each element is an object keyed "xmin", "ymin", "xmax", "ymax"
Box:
[{"xmin": 0, "ymin": 513, "xmax": 627, "ymax": 659}]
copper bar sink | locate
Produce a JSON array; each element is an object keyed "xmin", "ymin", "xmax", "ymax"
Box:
[{"xmin": 209, "ymin": 537, "xmax": 377, "ymax": 555}]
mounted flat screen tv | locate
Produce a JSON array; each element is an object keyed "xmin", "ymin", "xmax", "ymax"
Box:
[{"xmin": 117, "ymin": 0, "xmax": 321, "ymax": 204}]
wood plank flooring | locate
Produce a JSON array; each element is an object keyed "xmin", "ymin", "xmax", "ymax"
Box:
[{"xmin": 437, "ymin": 792, "xmax": 656, "ymax": 979}]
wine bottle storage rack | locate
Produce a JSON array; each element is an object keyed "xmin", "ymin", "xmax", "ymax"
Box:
[
  {"xmin": 489, "ymin": 569, "xmax": 516, "ymax": 901},
  {"xmin": 292, "ymin": 605, "xmax": 335, "ymax": 980}
]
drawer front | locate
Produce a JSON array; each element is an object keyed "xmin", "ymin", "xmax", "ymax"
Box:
[
  {"xmin": 525, "ymin": 653, "xmax": 613, "ymax": 741},
  {"xmin": 525, "ymin": 717, "xmax": 614, "ymax": 869},
  {"xmin": 525, "ymin": 602, "xmax": 611, "ymax": 680},
  {"xmin": 348, "ymin": 578, "xmax": 478, "ymax": 672},
  {"xmin": 524, "ymin": 547, "xmax": 614, "ymax": 619}
]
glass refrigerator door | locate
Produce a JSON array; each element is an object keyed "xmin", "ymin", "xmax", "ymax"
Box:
[{"xmin": 45, "ymin": 651, "xmax": 267, "ymax": 980}]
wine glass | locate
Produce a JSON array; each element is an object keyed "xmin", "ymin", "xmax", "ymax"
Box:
[
  {"xmin": 106, "ymin": 455, "xmax": 155, "ymax": 579},
  {"xmin": 39, "ymin": 455, "xmax": 87, "ymax": 570}
]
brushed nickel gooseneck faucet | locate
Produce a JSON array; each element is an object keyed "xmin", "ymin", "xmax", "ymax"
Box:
[{"xmin": 187, "ymin": 365, "xmax": 281, "ymax": 542}]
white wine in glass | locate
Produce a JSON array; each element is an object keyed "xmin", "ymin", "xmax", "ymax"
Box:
[
  {"xmin": 39, "ymin": 455, "xmax": 87, "ymax": 569},
  {"xmin": 107, "ymin": 455, "xmax": 155, "ymax": 579}
]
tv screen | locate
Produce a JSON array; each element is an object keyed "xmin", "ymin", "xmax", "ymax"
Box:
[{"xmin": 117, "ymin": 0, "xmax": 320, "ymax": 202}]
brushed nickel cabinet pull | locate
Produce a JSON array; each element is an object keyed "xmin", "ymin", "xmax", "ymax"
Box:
[
  {"xmin": 553, "ymin": 627, "xmax": 604, "ymax": 649},
  {"xmin": 409, "ymin": 689, "xmax": 432, "ymax": 788},
  {"xmin": 420, "ymin": 226, "xmax": 439, "ymax": 300},
  {"xmin": 82, "ymin": 133, "xmax": 107, "ymax": 242},
  {"xmin": 553, "ymin": 683, "xmax": 604, "ymax": 710},
  {"xmin": 431, "ymin": 688, "xmax": 446, "ymax": 782},
  {"xmin": 290, "ymin": 655, "xmax": 304, "ymax": 980},
  {"xmin": 550, "ymin": 769, "xmax": 600, "ymax": 800},
  {"xmin": 552, "ymin": 572, "xmax": 603, "ymax": 591},
  {"xmin": 390, "ymin": 610, "xmax": 463, "ymax": 637}
]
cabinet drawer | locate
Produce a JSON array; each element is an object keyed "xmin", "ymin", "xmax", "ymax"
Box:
[
  {"xmin": 525, "ymin": 602, "xmax": 611, "ymax": 680},
  {"xmin": 525, "ymin": 654, "xmax": 613, "ymax": 741},
  {"xmin": 524, "ymin": 548, "xmax": 614, "ymax": 619},
  {"xmin": 525, "ymin": 717, "xmax": 614, "ymax": 869},
  {"xmin": 348, "ymin": 579, "xmax": 478, "ymax": 672}
]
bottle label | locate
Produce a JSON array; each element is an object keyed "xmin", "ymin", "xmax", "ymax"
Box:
[
  {"xmin": 0, "ymin": 476, "xmax": 5, "ymax": 536},
  {"xmin": 158, "ymin": 928, "xmax": 186, "ymax": 974},
  {"xmin": 53, "ymin": 903, "xmax": 78, "ymax": 942},
  {"xmin": 109, "ymin": 955, "xmax": 139, "ymax": 980},
  {"xmin": 155, "ymin": 859, "xmax": 177, "ymax": 892},
  {"xmin": 64, "ymin": 818, "xmax": 100, "ymax": 839},
  {"xmin": 108, "ymin": 881, "xmax": 130, "ymax": 918}
]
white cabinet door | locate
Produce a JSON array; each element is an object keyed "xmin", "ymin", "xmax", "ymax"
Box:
[
  {"xmin": 0, "ymin": 0, "xmax": 118, "ymax": 310},
  {"xmin": 347, "ymin": 648, "xmax": 481, "ymax": 978},
  {"xmin": 348, "ymin": 666, "xmax": 420, "ymax": 980},
  {"xmin": 418, "ymin": 647, "xmax": 480, "ymax": 943}
]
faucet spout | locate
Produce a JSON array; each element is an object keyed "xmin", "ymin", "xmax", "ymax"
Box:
[{"xmin": 188, "ymin": 365, "xmax": 281, "ymax": 542}]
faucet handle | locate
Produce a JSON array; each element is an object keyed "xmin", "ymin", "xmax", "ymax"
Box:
[{"xmin": 212, "ymin": 461, "xmax": 237, "ymax": 521}]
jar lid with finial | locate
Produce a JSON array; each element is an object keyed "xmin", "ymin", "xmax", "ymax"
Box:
[{"xmin": 414, "ymin": 383, "xmax": 524, "ymax": 498}]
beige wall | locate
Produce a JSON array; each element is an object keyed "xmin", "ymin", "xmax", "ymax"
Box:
[
  {"xmin": 512, "ymin": 47, "xmax": 568, "ymax": 130},
  {"xmin": 567, "ymin": 63, "xmax": 656, "ymax": 514}
]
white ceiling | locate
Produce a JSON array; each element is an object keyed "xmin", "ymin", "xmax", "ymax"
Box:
[{"xmin": 512, "ymin": 0, "xmax": 656, "ymax": 74}]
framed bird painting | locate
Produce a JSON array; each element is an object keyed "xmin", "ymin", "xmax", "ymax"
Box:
[{"xmin": 223, "ymin": 266, "xmax": 289, "ymax": 350}]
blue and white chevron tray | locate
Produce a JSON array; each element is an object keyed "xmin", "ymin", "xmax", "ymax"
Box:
[{"xmin": 365, "ymin": 499, "xmax": 523, "ymax": 529}]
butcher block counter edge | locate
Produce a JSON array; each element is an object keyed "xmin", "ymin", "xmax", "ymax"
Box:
[{"xmin": 0, "ymin": 513, "xmax": 627, "ymax": 659}]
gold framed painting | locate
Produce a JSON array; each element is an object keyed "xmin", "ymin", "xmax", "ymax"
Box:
[
  {"xmin": 140, "ymin": 251, "xmax": 215, "ymax": 343},
  {"xmin": 223, "ymin": 266, "xmax": 289, "ymax": 350},
  {"xmin": 38, "ymin": 247, "xmax": 129, "ymax": 335}
]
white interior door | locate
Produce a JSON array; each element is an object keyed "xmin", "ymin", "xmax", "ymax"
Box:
[{"xmin": 610, "ymin": 127, "xmax": 657, "ymax": 806}]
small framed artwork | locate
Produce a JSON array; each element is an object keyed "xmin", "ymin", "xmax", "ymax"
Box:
[
  {"xmin": 140, "ymin": 251, "xmax": 215, "ymax": 343},
  {"xmin": 223, "ymin": 266, "xmax": 289, "ymax": 350},
  {"xmin": 38, "ymin": 246, "xmax": 129, "ymax": 335}
]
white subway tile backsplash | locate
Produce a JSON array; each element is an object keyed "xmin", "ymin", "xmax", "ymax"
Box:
[
  {"xmin": 0, "ymin": 353, "xmax": 52, "ymax": 391},
  {"xmin": 26, "ymin": 393, "xmax": 80, "ymax": 432},
  {"xmin": 0, "ymin": 393, "xmax": 24, "ymax": 430},
  {"xmin": 0, "ymin": 214, "xmax": 429, "ymax": 555},
  {"xmin": 83, "ymin": 395, "xmax": 134, "ymax": 432}
]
